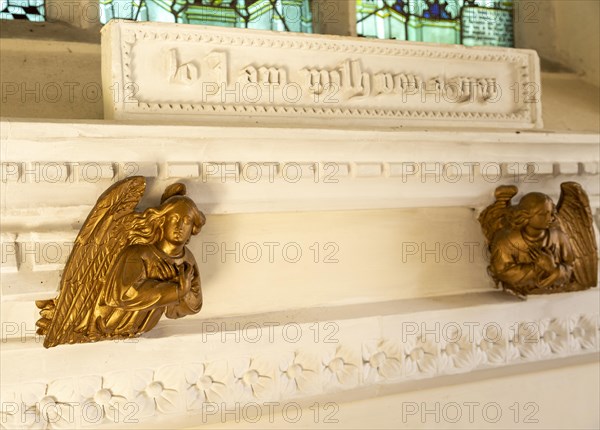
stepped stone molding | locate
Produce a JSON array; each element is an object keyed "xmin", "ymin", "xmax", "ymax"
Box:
[
  {"xmin": 102, "ymin": 21, "xmax": 542, "ymax": 129},
  {"xmin": 1, "ymin": 121, "xmax": 598, "ymax": 220}
]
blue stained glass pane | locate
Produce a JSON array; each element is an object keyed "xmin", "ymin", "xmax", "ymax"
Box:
[
  {"xmin": 429, "ymin": 3, "xmax": 438, "ymax": 16},
  {"xmin": 98, "ymin": 0, "xmax": 313, "ymax": 33},
  {"xmin": 1, "ymin": 0, "xmax": 45, "ymax": 21},
  {"xmin": 357, "ymin": 0, "xmax": 513, "ymax": 47}
]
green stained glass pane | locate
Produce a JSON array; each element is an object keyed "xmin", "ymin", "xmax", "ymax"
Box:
[
  {"xmin": 99, "ymin": 0, "xmax": 313, "ymax": 33},
  {"xmin": 357, "ymin": 0, "xmax": 513, "ymax": 47},
  {"xmin": 1, "ymin": 0, "xmax": 45, "ymax": 21}
]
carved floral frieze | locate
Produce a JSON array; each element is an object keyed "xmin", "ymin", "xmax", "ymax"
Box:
[{"xmin": 3, "ymin": 312, "xmax": 598, "ymax": 428}]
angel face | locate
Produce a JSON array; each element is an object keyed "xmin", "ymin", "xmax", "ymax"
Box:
[
  {"xmin": 163, "ymin": 202, "xmax": 195, "ymax": 246},
  {"xmin": 528, "ymin": 200, "xmax": 554, "ymax": 230},
  {"xmin": 515, "ymin": 192, "xmax": 555, "ymax": 231}
]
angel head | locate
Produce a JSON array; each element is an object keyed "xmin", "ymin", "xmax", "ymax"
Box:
[
  {"xmin": 159, "ymin": 183, "xmax": 206, "ymax": 246},
  {"xmin": 129, "ymin": 183, "xmax": 206, "ymax": 247},
  {"xmin": 510, "ymin": 192, "xmax": 556, "ymax": 230}
]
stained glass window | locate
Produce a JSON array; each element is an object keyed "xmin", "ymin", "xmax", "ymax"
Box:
[
  {"xmin": 1, "ymin": 0, "xmax": 45, "ymax": 21},
  {"xmin": 356, "ymin": 0, "xmax": 513, "ymax": 47},
  {"xmin": 99, "ymin": 0, "xmax": 313, "ymax": 33}
]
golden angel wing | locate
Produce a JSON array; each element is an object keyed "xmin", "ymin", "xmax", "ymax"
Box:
[
  {"xmin": 478, "ymin": 185, "xmax": 518, "ymax": 243},
  {"xmin": 556, "ymin": 182, "xmax": 598, "ymax": 289},
  {"xmin": 37, "ymin": 176, "xmax": 146, "ymax": 348}
]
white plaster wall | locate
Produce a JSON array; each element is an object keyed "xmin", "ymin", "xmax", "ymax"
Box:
[
  {"xmin": 44, "ymin": 0, "xmax": 101, "ymax": 30},
  {"xmin": 515, "ymin": 0, "xmax": 600, "ymax": 87},
  {"xmin": 312, "ymin": 0, "xmax": 356, "ymax": 37},
  {"xmin": 0, "ymin": 36, "xmax": 102, "ymax": 120},
  {"xmin": 541, "ymin": 72, "xmax": 600, "ymax": 132}
]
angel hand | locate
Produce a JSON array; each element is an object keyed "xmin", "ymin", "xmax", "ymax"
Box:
[
  {"xmin": 178, "ymin": 263, "xmax": 194, "ymax": 297},
  {"xmin": 533, "ymin": 249, "xmax": 556, "ymax": 274},
  {"xmin": 156, "ymin": 260, "xmax": 178, "ymax": 281}
]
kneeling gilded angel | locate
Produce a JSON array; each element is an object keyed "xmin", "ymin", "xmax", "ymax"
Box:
[
  {"xmin": 36, "ymin": 176, "xmax": 206, "ymax": 348},
  {"xmin": 479, "ymin": 182, "xmax": 597, "ymax": 297}
]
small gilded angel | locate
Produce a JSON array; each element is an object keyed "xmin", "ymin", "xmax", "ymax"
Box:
[
  {"xmin": 479, "ymin": 182, "xmax": 598, "ymax": 298},
  {"xmin": 36, "ymin": 176, "xmax": 206, "ymax": 348}
]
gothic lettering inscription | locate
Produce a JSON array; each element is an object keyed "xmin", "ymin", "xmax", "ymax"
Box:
[
  {"xmin": 165, "ymin": 51, "xmax": 498, "ymax": 104},
  {"xmin": 102, "ymin": 21, "xmax": 543, "ymax": 128}
]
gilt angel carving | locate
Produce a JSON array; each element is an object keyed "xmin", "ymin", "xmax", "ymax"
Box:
[
  {"xmin": 36, "ymin": 176, "xmax": 206, "ymax": 348},
  {"xmin": 479, "ymin": 182, "xmax": 598, "ymax": 298}
]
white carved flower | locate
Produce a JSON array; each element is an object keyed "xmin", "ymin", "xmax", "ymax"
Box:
[
  {"xmin": 570, "ymin": 314, "xmax": 599, "ymax": 351},
  {"xmin": 184, "ymin": 361, "xmax": 231, "ymax": 411},
  {"xmin": 539, "ymin": 318, "xmax": 570, "ymax": 355},
  {"xmin": 232, "ymin": 357, "xmax": 275, "ymax": 401},
  {"xmin": 79, "ymin": 373, "xmax": 130, "ymax": 426},
  {"xmin": 16, "ymin": 379, "xmax": 76, "ymax": 430},
  {"xmin": 132, "ymin": 367, "xmax": 181, "ymax": 418},
  {"xmin": 510, "ymin": 321, "xmax": 552, "ymax": 361},
  {"xmin": 403, "ymin": 334, "xmax": 438, "ymax": 378},
  {"xmin": 279, "ymin": 352, "xmax": 321, "ymax": 397},
  {"xmin": 362, "ymin": 340, "xmax": 403, "ymax": 383},
  {"xmin": 438, "ymin": 328, "xmax": 486, "ymax": 374},
  {"xmin": 322, "ymin": 346, "xmax": 360, "ymax": 390},
  {"xmin": 478, "ymin": 323, "xmax": 516, "ymax": 365}
]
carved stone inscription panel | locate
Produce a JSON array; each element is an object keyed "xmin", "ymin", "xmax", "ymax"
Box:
[{"xmin": 102, "ymin": 21, "xmax": 542, "ymax": 129}]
